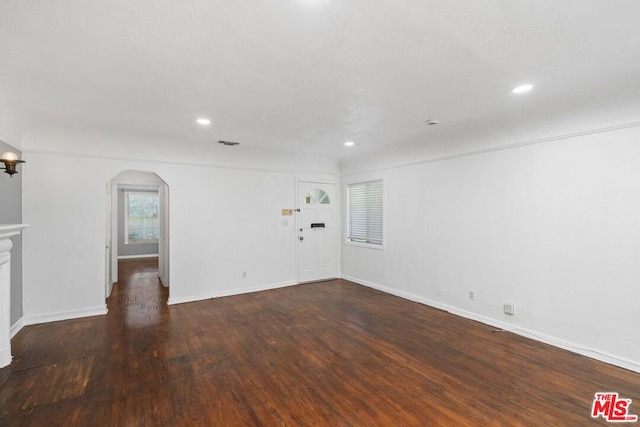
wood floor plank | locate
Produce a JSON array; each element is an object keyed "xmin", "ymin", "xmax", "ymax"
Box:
[
  {"xmin": 0, "ymin": 355, "xmax": 94, "ymax": 417},
  {"xmin": 1, "ymin": 258, "xmax": 638, "ymax": 426}
]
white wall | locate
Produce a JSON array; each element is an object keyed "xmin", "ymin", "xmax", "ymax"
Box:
[
  {"xmin": 342, "ymin": 124, "xmax": 640, "ymax": 372},
  {"xmin": 21, "ymin": 126, "xmax": 339, "ymax": 322},
  {"xmin": 18, "ymin": 121, "xmax": 640, "ymax": 373}
]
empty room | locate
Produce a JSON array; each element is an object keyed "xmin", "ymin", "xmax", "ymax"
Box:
[{"xmin": 0, "ymin": 1, "xmax": 639, "ymax": 425}]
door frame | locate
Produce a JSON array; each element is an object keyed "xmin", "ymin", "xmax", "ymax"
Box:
[
  {"xmin": 106, "ymin": 171, "xmax": 170, "ymax": 298},
  {"xmin": 295, "ymin": 179, "xmax": 341, "ymax": 283}
]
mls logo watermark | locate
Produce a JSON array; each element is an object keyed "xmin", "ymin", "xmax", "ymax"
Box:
[{"xmin": 592, "ymin": 392, "xmax": 638, "ymax": 422}]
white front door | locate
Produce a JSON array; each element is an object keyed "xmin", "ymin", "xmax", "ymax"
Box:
[{"xmin": 297, "ymin": 181, "xmax": 337, "ymax": 283}]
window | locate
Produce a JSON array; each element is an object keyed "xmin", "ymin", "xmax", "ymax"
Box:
[
  {"xmin": 347, "ymin": 180, "xmax": 383, "ymax": 246},
  {"xmin": 125, "ymin": 192, "xmax": 159, "ymax": 244},
  {"xmin": 305, "ymin": 188, "xmax": 330, "ymax": 205}
]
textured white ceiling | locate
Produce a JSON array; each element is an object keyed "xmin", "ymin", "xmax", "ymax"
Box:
[{"xmin": 1, "ymin": 1, "xmax": 639, "ymax": 159}]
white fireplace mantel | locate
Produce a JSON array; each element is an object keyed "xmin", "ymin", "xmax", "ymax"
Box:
[{"xmin": 0, "ymin": 223, "xmax": 28, "ymax": 368}]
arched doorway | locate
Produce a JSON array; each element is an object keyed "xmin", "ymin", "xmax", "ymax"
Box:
[{"xmin": 106, "ymin": 170, "xmax": 169, "ymax": 298}]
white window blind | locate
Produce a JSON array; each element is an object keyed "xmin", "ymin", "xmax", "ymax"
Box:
[{"xmin": 347, "ymin": 180, "xmax": 383, "ymax": 245}]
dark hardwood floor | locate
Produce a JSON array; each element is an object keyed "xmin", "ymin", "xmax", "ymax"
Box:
[{"xmin": 1, "ymin": 258, "xmax": 638, "ymax": 426}]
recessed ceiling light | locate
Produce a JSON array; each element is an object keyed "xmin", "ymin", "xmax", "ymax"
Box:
[
  {"xmin": 511, "ymin": 84, "xmax": 533, "ymax": 94},
  {"xmin": 196, "ymin": 117, "xmax": 211, "ymax": 126},
  {"xmin": 344, "ymin": 141, "xmax": 355, "ymax": 147}
]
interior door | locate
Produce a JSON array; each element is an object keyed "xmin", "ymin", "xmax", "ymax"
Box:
[{"xmin": 297, "ymin": 182, "xmax": 337, "ymax": 283}]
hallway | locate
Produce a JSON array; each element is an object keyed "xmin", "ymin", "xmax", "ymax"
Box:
[{"xmin": 110, "ymin": 258, "xmax": 168, "ymax": 329}]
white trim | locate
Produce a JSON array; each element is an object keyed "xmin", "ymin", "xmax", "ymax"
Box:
[
  {"xmin": 23, "ymin": 148, "xmax": 337, "ymax": 176},
  {"xmin": 24, "ymin": 305, "xmax": 108, "ymax": 326},
  {"xmin": 168, "ymin": 281, "xmax": 297, "ymax": 306},
  {"xmin": 118, "ymin": 254, "xmax": 159, "ymax": 260},
  {"xmin": 342, "ymin": 275, "xmax": 640, "ymax": 374},
  {"xmin": 341, "ymin": 121, "xmax": 640, "ymax": 177},
  {"xmin": 118, "ymin": 183, "xmax": 160, "ymax": 191},
  {"xmin": 10, "ymin": 317, "xmax": 25, "ymax": 338},
  {"xmin": 344, "ymin": 240, "xmax": 385, "ymax": 250},
  {"xmin": 0, "ymin": 224, "xmax": 29, "ymax": 237}
]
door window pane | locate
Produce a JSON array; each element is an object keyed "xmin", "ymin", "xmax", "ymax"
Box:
[{"xmin": 305, "ymin": 188, "xmax": 330, "ymax": 205}]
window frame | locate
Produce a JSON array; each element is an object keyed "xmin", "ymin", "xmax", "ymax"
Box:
[{"xmin": 345, "ymin": 179, "xmax": 385, "ymax": 250}]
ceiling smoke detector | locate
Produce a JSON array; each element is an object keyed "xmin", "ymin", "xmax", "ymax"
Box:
[
  {"xmin": 426, "ymin": 119, "xmax": 439, "ymax": 125},
  {"xmin": 218, "ymin": 140, "xmax": 240, "ymax": 146}
]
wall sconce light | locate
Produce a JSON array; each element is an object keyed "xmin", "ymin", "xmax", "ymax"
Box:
[{"xmin": 0, "ymin": 152, "xmax": 25, "ymax": 177}]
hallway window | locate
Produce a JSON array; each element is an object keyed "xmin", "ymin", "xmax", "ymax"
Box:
[{"xmin": 125, "ymin": 192, "xmax": 159, "ymax": 244}]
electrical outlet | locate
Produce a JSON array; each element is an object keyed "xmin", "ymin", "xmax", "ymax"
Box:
[
  {"xmin": 504, "ymin": 303, "xmax": 516, "ymax": 315},
  {"xmin": 468, "ymin": 290, "xmax": 475, "ymax": 300}
]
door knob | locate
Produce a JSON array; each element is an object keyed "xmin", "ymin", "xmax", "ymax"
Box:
[{"xmin": 299, "ymin": 236, "xmax": 304, "ymax": 241}]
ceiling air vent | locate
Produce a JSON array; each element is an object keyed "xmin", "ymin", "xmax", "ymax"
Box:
[{"xmin": 218, "ymin": 140, "xmax": 240, "ymax": 146}]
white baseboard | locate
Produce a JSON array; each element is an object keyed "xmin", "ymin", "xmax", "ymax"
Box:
[
  {"xmin": 118, "ymin": 254, "xmax": 159, "ymax": 259},
  {"xmin": 168, "ymin": 280, "xmax": 297, "ymax": 306},
  {"xmin": 10, "ymin": 317, "xmax": 25, "ymax": 338},
  {"xmin": 24, "ymin": 305, "xmax": 108, "ymax": 326},
  {"xmin": 341, "ymin": 275, "xmax": 640, "ymax": 374}
]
